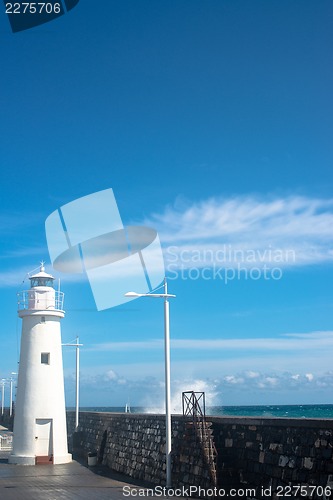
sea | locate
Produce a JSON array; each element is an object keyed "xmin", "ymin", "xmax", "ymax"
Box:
[{"xmin": 72, "ymin": 404, "xmax": 333, "ymax": 419}]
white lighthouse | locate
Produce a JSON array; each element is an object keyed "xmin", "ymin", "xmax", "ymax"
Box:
[{"xmin": 9, "ymin": 264, "xmax": 72, "ymax": 465}]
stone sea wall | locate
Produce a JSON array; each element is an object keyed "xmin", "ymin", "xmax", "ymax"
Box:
[
  {"xmin": 67, "ymin": 412, "xmax": 216, "ymax": 490},
  {"xmin": 211, "ymin": 416, "xmax": 333, "ymax": 498},
  {"xmin": 67, "ymin": 412, "xmax": 333, "ymax": 498}
]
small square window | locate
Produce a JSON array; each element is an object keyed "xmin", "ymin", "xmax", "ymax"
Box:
[
  {"xmin": 41, "ymin": 352, "xmax": 50, "ymax": 365},
  {"xmin": 41, "ymin": 316, "xmax": 46, "ymax": 323}
]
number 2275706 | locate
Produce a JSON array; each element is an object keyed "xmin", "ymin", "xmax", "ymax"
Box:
[{"xmin": 5, "ymin": 3, "xmax": 61, "ymax": 14}]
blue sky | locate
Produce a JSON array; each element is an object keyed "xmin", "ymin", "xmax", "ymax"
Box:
[{"xmin": 1, "ymin": 0, "xmax": 333, "ymax": 409}]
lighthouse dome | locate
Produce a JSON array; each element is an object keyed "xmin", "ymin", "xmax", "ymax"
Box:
[
  {"xmin": 29, "ymin": 264, "xmax": 55, "ymax": 288},
  {"xmin": 17, "ymin": 263, "xmax": 64, "ymax": 314}
]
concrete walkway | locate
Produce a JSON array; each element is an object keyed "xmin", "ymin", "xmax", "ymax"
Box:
[{"xmin": 0, "ymin": 452, "xmax": 188, "ymax": 500}]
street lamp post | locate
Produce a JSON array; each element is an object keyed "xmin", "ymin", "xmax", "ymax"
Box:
[
  {"xmin": 125, "ymin": 278, "xmax": 176, "ymax": 488},
  {"xmin": 63, "ymin": 336, "xmax": 83, "ymax": 430},
  {"xmin": 9, "ymin": 378, "xmax": 13, "ymax": 417},
  {"xmin": 1, "ymin": 379, "xmax": 5, "ymax": 416},
  {"xmin": 9, "ymin": 373, "xmax": 17, "ymax": 417}
]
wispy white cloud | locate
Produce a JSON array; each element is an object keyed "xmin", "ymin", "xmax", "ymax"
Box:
[
  {"xmin": 147, "ymin": 195, "xmax": 333, "ymax": 242},
  {"xmin": 87, "ymin": 339, "xmax": 163, "ymax": 352},
  {"xmin": 87, "ymin": 330, "xmax": 333, "ymax": 353},
  {"xmin": 219, "ymin": 370, "xmax": 333, "ymax": 392},
  {"xmin": 64, "ymin": 360, "xmax": 333, "ymax": 407},
  {"xmin": 0, "ymin": 211, "xmax": 44, "ymax": 234},
  {"xmin": 0, "ymin": 263, "xmax": 87, "ymax": 288},
  {"xmin": 0, "ymin": 246, "xmax": 46, "ymax": 261},
  {"xmin": 6, "ymin": 193, "xmax": 331, "ymax": 290},
  {"xmin": 0, "ymin": 266, "xmax": 36, "ymax": 287},
  {"xmin": 3, "ymin": 194, "xmax": 332, "ymax": 290},
  {"xmin": 141, "ymin": 195, "xmax": 333, "ymax": 269},
  {"xmin": 76, "ymin": 330, "xmax": 333, "ymax": 405}
]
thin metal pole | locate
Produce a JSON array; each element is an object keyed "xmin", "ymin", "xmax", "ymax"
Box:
[
  {"xmin": 1, "ymin": 382, "xmax": 4, "ymax": 416},
  {"xmin": 75, "ymin": 336, "xmax": 80, "ymax": 430},
  {"xmin": 164, "ymin": 278, "xmax": 172, "ymax": 488},
  {"xmin": 62, "ymin": 339, "xmax": 82, "ymax": 429},
  {"xmin": 9, "ymin": 379, "xmax": 13, "ymax": 417}
]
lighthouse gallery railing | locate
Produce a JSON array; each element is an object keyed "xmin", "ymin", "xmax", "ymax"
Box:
[{"xmin": 17, "ymin": 290, "xmax": 64, "ymax": 311}]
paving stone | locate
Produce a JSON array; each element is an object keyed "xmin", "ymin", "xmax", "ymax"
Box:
[{"xmin": 0, "ymin": 458, "xmax": 188, "ymax": 500}]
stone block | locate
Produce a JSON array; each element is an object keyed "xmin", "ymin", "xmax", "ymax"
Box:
[
  {"xmin": 278, "ymin": 455, "xmax": 289, "ymax": 467},
  {"xmin": 322, "ymin": 448, "xmax": 333, "ymax": 460},
  {"xmin": 327, "ymin": 474, "xmax": 333, "ymax": 487},
  {"xmin": 193, "ymin": 465, "xmax": 200, "ymax": 475},
  {"xmin": 303, "ymin": 457, "xmax": 313, "ymax": 470},
  {"xmin": 269, "ymin": 443, "xmax": 283, "ymax": 453},
  {"xmin": 327, "ymin": 463, "xmax": 333, "ymax": 473},
  {"xmin": 247, "ymin": 449, "xmax": 260, "ymax": 461}
]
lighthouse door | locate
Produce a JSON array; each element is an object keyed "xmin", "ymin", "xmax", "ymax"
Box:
[{"xmin": 35, "ymin": 419, "xmax": 53, "ymax": 464}]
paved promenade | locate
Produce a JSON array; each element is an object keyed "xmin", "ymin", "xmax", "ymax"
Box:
[{"xmin": 0, "ymin": 451, "xmax": 184, "ymax": 500}]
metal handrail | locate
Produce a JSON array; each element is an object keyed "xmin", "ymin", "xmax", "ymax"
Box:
[
  {"xmin": 182, "ymin": 391, "xmax": 217, "ymax": 485},
  {"xmin": 17, "ymin": 290, "xmax": 65, "ymax": 311}
]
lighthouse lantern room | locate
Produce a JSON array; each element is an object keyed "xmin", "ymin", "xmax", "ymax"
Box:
[{"xmin": 9, "ymin": 264, "xmax": 72, "ymax": 465}]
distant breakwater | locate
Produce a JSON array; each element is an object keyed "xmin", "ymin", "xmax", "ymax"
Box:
[{"xmin": 67, "ymin": 411, "xmax": 333, "ymax": 498}]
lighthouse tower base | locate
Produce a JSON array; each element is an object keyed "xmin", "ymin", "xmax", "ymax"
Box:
[
  {"xmin": 9, "ymin": 406, "xmax": 73, "ymax": 465},
  {"xmin": 9, "ymin": 455, "xmax": 36, "ymax": 466},
  {"xmin": 11, "ymin": 288, "xmax": 72, "ymax": 466}
]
